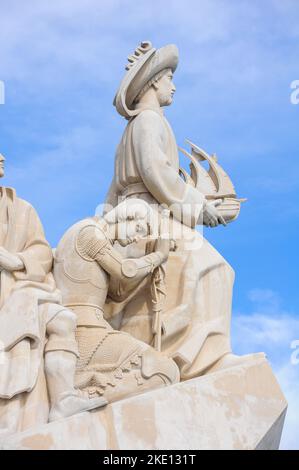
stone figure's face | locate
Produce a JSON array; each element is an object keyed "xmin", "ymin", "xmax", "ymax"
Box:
[
  {"xmin": 0, "ymin": 154, "xmax": 5, "ymax": 178},
  {"xmin": 117, "ymin": 218, "xmax": 149, "ymax": 246},
  {"xmin": 155, "ymin": 69, "xmax": 176, "ymax": 107}
]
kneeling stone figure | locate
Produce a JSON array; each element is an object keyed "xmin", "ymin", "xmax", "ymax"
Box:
[{"xmin": 54, "ymin": 199, "xmax": 180, "ymax": 403}]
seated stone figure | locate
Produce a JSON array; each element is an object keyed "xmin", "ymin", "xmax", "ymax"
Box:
[
  {"xmin": 53, "ymin": 199, "xmax": 180, "ymax": 403},
  {"xmin": 0, "ymin": 154, "xmax": 105, "ymax": 437}
]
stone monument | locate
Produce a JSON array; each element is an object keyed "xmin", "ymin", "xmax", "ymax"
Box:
[{"xmin": 0, "ymin": 42, "xmax": 287, "ymax": 450}]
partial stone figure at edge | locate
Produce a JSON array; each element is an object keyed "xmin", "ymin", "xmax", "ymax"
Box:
[{"xmin": 0, "ymin": 154, "xmax": 105, "ymax": 437}]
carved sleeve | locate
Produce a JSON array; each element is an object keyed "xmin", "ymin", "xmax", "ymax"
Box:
[
  {"xmin": 96, "ymin": 244, "xmax": 164, "ymax": 281},
  {"xmin": 104, "ymin": 249, "xmax": 165, "ymax": 302},
  {"xmin": 77, "ymin": 225, "xmax": 164, "ymax": 282},
  {"xmin": 14, "ymin": 204, "xmax": 53, "ymax": 282}
]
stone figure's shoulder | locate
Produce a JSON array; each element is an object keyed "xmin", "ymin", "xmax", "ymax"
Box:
[
  {"xmin": 76, "ymin": 218, "xmax": 111, "ymax": 261},
  {"xmin": 17, "ymin": 197, "xmax": 33, "ymax": 212},
  {"xmin": 133, "ymin": 109, "xmax": 165, "ymax": 131},
  {"xmin": 5, "ymin": 187, "xmax": 37, "ymax": 216},
  {"xmin": 56, "ymin": 217, "xmax": 97, "ymax": 249},
  {"xmin": 76, "ymin": 217, "xmax": 109, "ymax": 240},
  {"xmin": 77, "ymin": 218, "xmax": 108, "ymax": 241},
  {"xmin": 73, "ymin": 217, "xmax": 98, "ymax": 233}
]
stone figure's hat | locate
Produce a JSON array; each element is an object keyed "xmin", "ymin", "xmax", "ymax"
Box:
[{"xmin": 114, "ymin": 41, "xmax": 179, "ymax": 119}]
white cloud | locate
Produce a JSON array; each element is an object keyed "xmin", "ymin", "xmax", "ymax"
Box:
[
  {"xmin": 1, "ymin": 0, "xmax": 298, "ymax": 176},
  {"xmin": 276, "ymin": 364, "xmax": 299, "ymax": 449},
  {"xmin": 1, "ymin": 0, "xmax": 297, "ymax": 91},
  {"xmin": 248, "ymin": 288, "xmax": 281, "ymax": 311},
  {"xmin": 3, "ymin": 123, "xmax": 115, "ymax": 246},
  {"xmin": 232, "ymin": 289, "xmax": 299, "ymax": 449},
  {"xmin": 1, "ymin": 0, "xmax": 297, "ymax": 227}
]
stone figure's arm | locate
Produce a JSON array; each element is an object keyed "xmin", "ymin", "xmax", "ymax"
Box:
[
  {"xmin": 77, "ymin": 225, "xmax": 168, "ymax": 299},
  {"xmin": 0, "ymin": 247, "xmax": 25, "ymax": 272},
  {"xmin": 97, "ymin": 245, "xmax": 165, "ymax": 280},
  {"xmin": 13, "ymin": 205, "xmax": 53, "ymax": 282},
  {"xmin": 99, "ymin": 244, "xmax": 168, "ymax": 302},
  {"xmin": 132, "ymin": 111, "xmax": 206, "ymax": 228}
]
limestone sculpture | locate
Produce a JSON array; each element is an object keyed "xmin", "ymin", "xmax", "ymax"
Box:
[
  {"xmin": 104, "ymin": 41, "xmax": 246, "ymax": 378},
  {"xmin": 0, "ymin": 41, "xmax": 287, "ymax": 450},
  {"xmin": 0, "ymin": 154, "xmax": 105, "ymax": 437},
  {"xmin": 53, "ymin": 199, "xmax": 180, "ymax": 403}
]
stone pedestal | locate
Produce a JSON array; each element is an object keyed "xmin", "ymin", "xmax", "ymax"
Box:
[{"xmin": 1, "ymin": 354, "xmax": 287, "ymax": 450}]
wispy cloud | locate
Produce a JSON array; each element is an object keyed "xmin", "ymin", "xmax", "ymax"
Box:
[
  {"xmin": 1, "ymin": 1, "xmax": 298, "ymax": 90},
  {"xmin": 4, "ymin": 124, "xmax": 114, "ymax": 244},
  {"xmin": 232, "ymin": 289, "xmax": 299, "ymax": 449}
]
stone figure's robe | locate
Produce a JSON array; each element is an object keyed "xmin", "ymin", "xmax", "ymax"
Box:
[
  {"xmin": 0, "ymin": 187, "xmax": 62, "ymax": 436},
  {"xmin": 104, "ymin": 107, "xmax": 234, "ymax": 380}
]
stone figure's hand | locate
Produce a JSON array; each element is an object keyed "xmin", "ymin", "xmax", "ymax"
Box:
[
  {"xmin": 155, "ymin": 236, "xmax": 171, "ymax": 263},
  {"xmin": 203, "ymin": 199, "xmax": 227, "ymax": 228},
  {"xmin": 0, "ymin": 247, "xmax": 24, "ymax": 272}
]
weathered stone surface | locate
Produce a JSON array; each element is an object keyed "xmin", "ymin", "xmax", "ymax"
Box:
[{"xmin": 1, "ymin": 354, "xmax": 287, "ymax": 450}]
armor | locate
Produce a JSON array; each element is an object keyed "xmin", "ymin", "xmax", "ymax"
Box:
[
  {"xmin": 54, "ymin": 216, "xmax": 179, "ymax": 402},
  {"xmin": 54, "ymin": 216, "xmax": 163, "ymax": 312}
]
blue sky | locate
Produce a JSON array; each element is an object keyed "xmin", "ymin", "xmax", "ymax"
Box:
[{"xmin": 0, "ymin": 0, "xmax": 298, "ymax": 449}]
